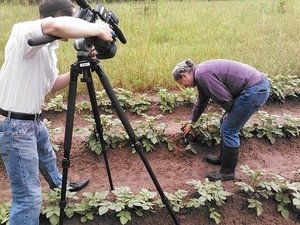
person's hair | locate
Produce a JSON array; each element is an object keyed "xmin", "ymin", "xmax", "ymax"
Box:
[
  {"xmin": 172, "ymin": 59, "xmax": 195, "ymax": 81},
  {"xmin": 39, "ymin": 0, "xmax": 75, "ymax": 19}
]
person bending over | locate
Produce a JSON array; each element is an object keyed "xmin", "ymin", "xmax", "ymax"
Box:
[{"xmin": 172, "ymin": 59, "xmax": 270, "ymax": 181}]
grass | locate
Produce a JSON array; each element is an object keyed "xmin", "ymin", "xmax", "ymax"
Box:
[{"xmin": 1, "ymin": 0, "xmax": 300, "ymax": 94}]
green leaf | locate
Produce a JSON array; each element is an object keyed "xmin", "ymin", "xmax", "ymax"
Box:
[
  {"xmin": 118, "ymin": 211, "xmax": 132, "ymax": 225},
  {"xmin": 151, "ymin": 136, "xmax": 158, "ymax": 144},
  {"xmin": 86, "ymin": 212, "xmax": 94, "ymax": 220},
  {"xmin": 65, "ymin": 208, "xmax": 74, "ymax": 218},
  {"xmin": 257, "ymin": 205, "xmax": 263, "ymax": 216},
  {"xmin": 136, "ymin": 211, "xmax": 143, "ymax": 217},
  {"xmin": 270, "ymin": 136, "xmax": 276, "ymax": 144},
  {"xmin": 98, "ymin": 206, "xmax": 109, "ymax": 215},
  {"xmin": 80, "ymin": 216, "xmax": 88, "ymax": 223},
  {"xmin": 167, "ymin": 141, "xmax": 173, "ymax": 151},
  {"xmin": 46, "ymin": 211, "xmax": 54, "ymax": 218},
  {"xmin": 209, "ymin": 210, "xmax": 221, "ymax": 224},
  {"xmin": 49, "ymin": 214, "xmax": 59, "ymax": 225},
  {"xmin": 280, "ymin": 208, "xmax": 289, "ymax": 219},
  {"xmin": 292, "ymin": 198, "xmax": 300, "ymax": 209}
]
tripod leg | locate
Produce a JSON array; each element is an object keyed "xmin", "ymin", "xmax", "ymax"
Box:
[
  {"xmin": 93, "ymin": 62, "xmax": 180, "ymax": 225},
  {"xmin": 59, "ymin": 65, "xmax": 79, "ymax": 225},
  {"xmin": 83, "ymin": 69, "xmax": 114, "ymax": 190}
]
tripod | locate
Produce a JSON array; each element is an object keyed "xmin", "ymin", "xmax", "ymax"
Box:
[{"xmin": 58, "ymin": 50, "xmax": 180, "ymax": 225}]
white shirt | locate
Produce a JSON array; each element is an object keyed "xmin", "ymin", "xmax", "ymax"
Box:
[{"xmin": 0, "ymin": 18, "xmax": 59, "ymax": 114}]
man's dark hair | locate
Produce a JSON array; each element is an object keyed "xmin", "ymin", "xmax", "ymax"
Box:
[{"xmin": 39, "ymin": 0, "xmax": 75, "ymax": 18}]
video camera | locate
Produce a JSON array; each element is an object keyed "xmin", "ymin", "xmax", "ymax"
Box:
[
  {"xmin": 28, "ymin": 0, "xmax": 126, "ymax": 60},
  {"xmin": 73, "ymin": 0, "xmax": 126, "ymax": 59}
]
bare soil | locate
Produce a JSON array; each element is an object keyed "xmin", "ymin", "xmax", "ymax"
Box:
[{"xmin": 0, "ymin": 95, "xmax": 300, "ymax": 225}]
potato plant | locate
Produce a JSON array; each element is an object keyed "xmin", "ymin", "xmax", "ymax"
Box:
[
  {"xmin": 235, "ymin": 165, "xmax": 300, "ymax": 219},
  {"xmin": 181, "ymin": 111, "xmax": 300, "ymax": 154}
]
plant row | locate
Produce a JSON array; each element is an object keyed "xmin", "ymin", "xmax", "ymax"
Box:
[
  {"xmin": 43, "ymin": 74, "xmax": 300, "ymax": 115},
  {"xmin": 44, "ymin": 109, "xmax": 300, "ymax": 154},
  {"xmin": 184, "ymin": 110, "xmax": 300, "ymax": 154},
  {"xmin": 43, "ymin": 111, "xmax": 300, "ymax": 155},
  {"xmin": 43, "ymin": 88, "xmax": 194, "ymax": 115},
  {"xmin": 1, "ymin": 166, "xmax": 299, "ymax": 225}
]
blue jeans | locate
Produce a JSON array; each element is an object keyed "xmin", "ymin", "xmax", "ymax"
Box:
[
  {"xmin": 221, "ymin": 78, "xmax": 270, "ymax": 147},
  {"xmin": 0, "ymin": 116, "xmax": 62, "ymax": 225}
]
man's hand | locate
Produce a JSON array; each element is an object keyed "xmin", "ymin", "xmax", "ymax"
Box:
[
  {"xmin": 182, "ymin": 122, "xmax": 195, "ymax": 136},
  {"xmin": 95, "ymin": 20, "xmax": 113, "ymax": 42}
]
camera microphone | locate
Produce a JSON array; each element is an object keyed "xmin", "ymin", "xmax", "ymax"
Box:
[
  {"xmin": 74, "ymin": 0, "xmax": 90, "ymax": 9},
  {"xmin": 96, "ymin": 3, "xmax": 127, "ymax": 44}
]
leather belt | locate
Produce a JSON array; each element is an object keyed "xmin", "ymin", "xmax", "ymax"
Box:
[{"xmin": 0, "ymin": 108, "xmax": 40, "ymax": 121}]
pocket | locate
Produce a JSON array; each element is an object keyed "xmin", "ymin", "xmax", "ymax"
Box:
[
  {"xmin": 240, "ymin": 91, "xmax": 251, "ymax": 103},
  {"xmin": 11, "ymin": 120, "xmax": 34, "ymax": 137},
  {"xmin": 253, "ymin": 90, "xmax": 269, "ymax": 107}
]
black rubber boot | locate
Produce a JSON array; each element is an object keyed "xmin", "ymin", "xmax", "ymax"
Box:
[
  {"xmin": 205, "ymin": 146, "xmax": 239, "ymax": 181},
  {"xmin": 205, "ymin": 144, "xmax": 222, "ymax": 165}
]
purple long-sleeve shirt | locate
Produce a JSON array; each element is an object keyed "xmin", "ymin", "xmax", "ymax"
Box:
[{"xmin": 190, "ymin": 59, "xmax": 266, "ymax": 122}]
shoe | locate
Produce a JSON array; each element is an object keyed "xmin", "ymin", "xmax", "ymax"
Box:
[{"xmin": 68, "ymin": 178, "xmax": 89, "ymax": 192}]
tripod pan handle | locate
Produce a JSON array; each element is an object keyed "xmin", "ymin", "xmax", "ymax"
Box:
[{"xmin": 28, "ymin": 35, "xmax": 61, "ymax": 46}]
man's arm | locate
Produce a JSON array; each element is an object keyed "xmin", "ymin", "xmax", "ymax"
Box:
[
  {"xmin": 182, "ymin": 91, "xmax": 209, "ymax": 136},
  {"xmin": 51, "ymin": 72, "xmax": 70, "ymax": 92},
  {"xmin": 189, "ymin": 91, "xmax": 210, "ymax": 122},
  {"xmin": 41, "ymin": 16, "xmax": 113, "ymax": 42}
]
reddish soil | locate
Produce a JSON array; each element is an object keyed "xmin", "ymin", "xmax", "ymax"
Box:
[{"xmin": 0, "ymin": 94, "xmax": 300, "ymax": 225}]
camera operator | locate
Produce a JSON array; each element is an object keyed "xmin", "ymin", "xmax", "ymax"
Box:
[
  {"xmin": 0, "ymin": 0, "xmax": 113, "ymax": 224},
  {"xmin": 172, "ymin": 59, "xmax": 270, "ymax": 182}
]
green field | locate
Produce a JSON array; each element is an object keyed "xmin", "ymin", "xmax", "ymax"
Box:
[{"xmin": 1, "ymin": 0, "xmax": 300, "ymax": 93}]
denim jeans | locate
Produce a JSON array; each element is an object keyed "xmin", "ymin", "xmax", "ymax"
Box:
[
  {"xmin": 221, "ymin": 78, "xmax": 270, "ymax": 147},
  {"xmin": 0, "ymin": 116, "xmax": 62, "ymax": 225}
]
